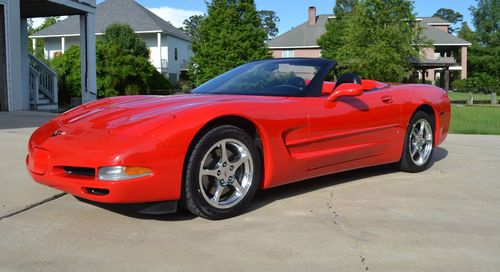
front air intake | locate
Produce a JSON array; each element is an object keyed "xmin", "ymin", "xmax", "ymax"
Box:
[{"xmin": 63, "ymin": 167, "xmax": 95, "ymax": 177}]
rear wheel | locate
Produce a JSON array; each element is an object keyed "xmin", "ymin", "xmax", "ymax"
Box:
[
  {"xmin": 398, "ymin": 111, "xmax": 435, "ymax": 172},
  {"xmin": 183, "ymin": 125, "xmax": 261, "ymax": 220}
]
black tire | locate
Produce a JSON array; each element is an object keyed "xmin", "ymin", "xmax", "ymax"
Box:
[
  {"xmin": 182, "ymin": 125, "xmax": 262, "ymax": 220},
  {"xmin": 397, "ymin": 111, "xmax": 435, "ymax": 173}
]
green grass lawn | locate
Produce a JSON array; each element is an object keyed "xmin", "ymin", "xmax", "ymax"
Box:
[
  {"xmin": 449, "ymin": 105, "xmax": 500, "ymax": 135},
  {"xmin": 447, "ymin": 92, "xmax": 493, "ymax": 101}
]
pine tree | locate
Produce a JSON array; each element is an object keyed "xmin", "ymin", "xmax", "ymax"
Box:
[
  {"xmin": 432, "ymin": 8, "xmax": 463, "ymax": 34},
  {"xmin": 458, "ymin": 22, "xmax": 476, "ymax": 43},
  {"xmin": 190, "ymin": 0, "xmax": 269, "ymax": 85}
]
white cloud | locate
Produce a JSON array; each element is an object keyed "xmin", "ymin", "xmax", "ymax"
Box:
[{"xmin": 148, "ymin": 6, "xmax": 203, "ymax": 28}]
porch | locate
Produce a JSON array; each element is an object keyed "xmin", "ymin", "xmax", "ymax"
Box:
[{"xmin": 0, "ymin": 0, "xmax": 97, "ymax": 112}]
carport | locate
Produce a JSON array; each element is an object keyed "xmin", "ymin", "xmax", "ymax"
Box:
[{"xmin": 410, "ymin": 58, "xmax": 456, "ymax": 90}]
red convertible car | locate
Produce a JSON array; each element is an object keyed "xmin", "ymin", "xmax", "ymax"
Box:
[{"xmin": 27, "ymin": 58, "xmax": 450, "ymax": 219}]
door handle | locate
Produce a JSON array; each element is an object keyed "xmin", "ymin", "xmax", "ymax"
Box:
[{"xmin": 381, "ymin": 96, "xmax": 393, "ymax": 104}]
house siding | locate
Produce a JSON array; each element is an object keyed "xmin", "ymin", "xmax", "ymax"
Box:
[
  {"xmin": 166, "ymin": 35, "xmax": 192, "ymax": 83},
  {"xmin": 39, "ymin": 32, "xmax": 192, "ymax": 84},
  {"xmin": 271, "ymin": 49, "xmax": 321, "ymax": 58}
]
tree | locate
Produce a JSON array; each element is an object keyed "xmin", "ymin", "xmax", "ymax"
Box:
[
  {"xmin": 469, "ymin": 0, "xmax": 500, "ymax": 79},
  {"xmin": 432, "ymin": 8, "xmax": 463, "ymax": 34},
  {"xmin": 182, "ymin": 10, "xmax": 279, "ymax": 43},
  {"xmin": 321, "ymin": 0, "xmax": 422, "ymax": 82},
  {"xmin": 100, "ymin": 23, "xmax": 149, "ymax": 58},
  {"xmin": 458, "ymin": 22, "xmax": 476, "ymax": 43},
  {"xmin": 182, "ymin": 15, "xmax": 205, "ymax": 42},
  {"xmin": 190, "ymin": 0, "xmax": 269, "ymax": 85},
  {"xmin": 317, "ymin": 0, "xmax": 358, "ymax": 62},
  {"xmin": 453, "ymin": 0, "xmax": 499, "ymax": 93},
  {"xmin": 51, "ymin": 24, "xmax": 171, "ymax": 104},
  {"xmin": 28, "ymin": 17, "xmax": 60, "ymax": 59},
  {"xmin": 259, "ymin": 10, "xmax": 280, "ymax": 40}
]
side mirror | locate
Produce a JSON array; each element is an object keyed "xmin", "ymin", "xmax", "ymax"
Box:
[{"xmin": 326, "ymin": 83, "xmax": 364, "ymax": 102}]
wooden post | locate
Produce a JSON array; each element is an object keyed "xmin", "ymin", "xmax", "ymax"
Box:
[
  {"xmin": 468, "ymin": 92, "xmax": 474, "ymax": 105},
  {"xmin": 492, "ymin": 92, "xmax": 497, "ymax": 105},
  {"xmin": 443, "ymin": 68, "xmax": 450, "ymax": 91}
]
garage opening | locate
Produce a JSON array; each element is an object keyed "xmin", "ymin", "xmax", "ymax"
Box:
[{"xmin": 0, "ymin": 4, "xmax": 8, "ymax": 111}]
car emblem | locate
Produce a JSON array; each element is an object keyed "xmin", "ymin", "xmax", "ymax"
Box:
[{"xmin": 51, "ymin": 130, "xmax": 66, "ymax": 137}]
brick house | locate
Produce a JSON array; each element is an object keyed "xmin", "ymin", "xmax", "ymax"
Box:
[{"xmin": 268, "ymin": 7, "xmax": 472, "ymax": 87}]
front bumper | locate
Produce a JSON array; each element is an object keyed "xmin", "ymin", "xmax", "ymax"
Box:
[{"xmin": 26, "ymin": 121, "xmax": 185, "ymax": 204}]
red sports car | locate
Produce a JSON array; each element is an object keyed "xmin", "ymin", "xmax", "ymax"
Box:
[{"xmin": 27, "ymin": 58, "xmax": 450, "ymax": 219}]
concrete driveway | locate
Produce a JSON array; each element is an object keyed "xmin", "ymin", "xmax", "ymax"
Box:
[{"xmin": 1, "ymin": 112, "xmax": 499, "ymax": 272}]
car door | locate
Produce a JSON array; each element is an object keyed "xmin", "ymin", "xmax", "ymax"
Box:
[{"xmin": 306, "ymin": 88, "xmax": 401, "ymax": 170}]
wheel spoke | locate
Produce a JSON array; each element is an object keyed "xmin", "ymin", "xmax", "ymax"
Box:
[
  {"xmin": 411, "ymin": 131, "xmax": 418, "ymax": 140},
  {"xmin": 411, "ymin": 146, "xmax": 418, "ymax": 156},
  {"xmin": 418, "ymin": 121, "xmax": 424, "ymax": 136},
  {"xmin": 220, "ymin": 141, "xmax": 228, "ymax": 163},
  {"xmin": 418, "ymin": 149, "xmax": 424, "ymax": 160},
  {"xmin": 211, "ymin": 184, "xmax": 224, "ymax": 204},
  {"xmin": 233, "ymin": 153, "xmax": 249, "ymax": 170},
  {"xmin": 232, "ymin": 180, "xmax": 244, "ymax": 195},
  {"xmin": 201, "ymin": 168, "xmax": 219, "ymax": 178}
]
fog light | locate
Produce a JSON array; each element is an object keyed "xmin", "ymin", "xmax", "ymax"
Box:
[{"xmin": 98, "ymin": 166, "xmax": 152, "ymax": 181}]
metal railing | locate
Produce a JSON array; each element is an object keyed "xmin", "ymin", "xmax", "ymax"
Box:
[{"xmin": 28, "ymin": 53, "xmax": 58, "ymax": 107}]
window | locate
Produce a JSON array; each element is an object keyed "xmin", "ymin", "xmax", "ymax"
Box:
[
  {"xmin": 174, "ymin": 48, "xmax": 178, "ymax": 61},
  {"xmin": 281, "ymin": 50, "xmax": 294, "ymax": 58},
  {"xmin": 193, "ymin": 59, "xmax": 329, "ymax": 97}
]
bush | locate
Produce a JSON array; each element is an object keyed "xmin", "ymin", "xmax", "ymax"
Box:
[
  {"xmin": 452, "ymin": 73, "xmax": 500, "ymax": 94},
  {"xmin": 51, "ymin": 24, "xmax": 173, "ymax": 105}
]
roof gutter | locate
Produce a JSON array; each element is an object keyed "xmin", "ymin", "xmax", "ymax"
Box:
[{"xmin": 268, "ymin": 46, "xmax": 321, "ymax": 49}]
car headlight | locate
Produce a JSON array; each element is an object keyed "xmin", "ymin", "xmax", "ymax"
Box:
[{"xmin": 98, "ymin": 166, "xmax": 152, "ymax": 181}]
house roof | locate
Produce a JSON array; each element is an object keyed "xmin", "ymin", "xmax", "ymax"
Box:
[
  {"xmin": 31, "ymin": 0, "xmax": 190, "ymax": 41},
  {"xmin": 419, "ymin": 22, "xmax": 471, "ymax": 46},
  {"xmin": 268, "ymin": 15, "xmax": 471, "ymax": 48},
  {"xmin": 418, "ymin": 17, "xmax": 451, "ymax": 25},
  {"xmin": 267, "ymin": 15, "xmax": 331, "ymax": 48}
]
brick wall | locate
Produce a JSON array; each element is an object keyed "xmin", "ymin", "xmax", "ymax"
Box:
[{"xmin": 271, "ymin": 49, "xmax": 322, "ymax": 58}]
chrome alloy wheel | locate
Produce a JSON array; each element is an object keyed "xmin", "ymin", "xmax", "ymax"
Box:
[
  {"xmin": 409, "ymin": 118, "xmax": 433, "ymax": 166},
  {"xmin": 199, "ymin": 138, "xmax": 254, "ymax": 209}
]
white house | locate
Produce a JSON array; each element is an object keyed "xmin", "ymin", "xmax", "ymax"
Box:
[
  {"xmin": 1, "ymin": 0, "xmax": 97, "ymax": 112},
  {"xmin": 30, "ymin": 0, "xmax": 192, "ymax": 84}
]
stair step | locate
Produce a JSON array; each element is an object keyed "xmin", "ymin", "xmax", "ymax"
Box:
[{"xmin": 34, "ymin": 103, "xmax": 59, "ymax": 112}]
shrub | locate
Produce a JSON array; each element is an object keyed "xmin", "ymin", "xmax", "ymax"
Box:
[
  {"xmin": 51, "ymin": 24, "xmax": 173, "ymax": 105},
  {"xmin": 452, "ymin": 73, "xmax": 500, "ymax": 94}
]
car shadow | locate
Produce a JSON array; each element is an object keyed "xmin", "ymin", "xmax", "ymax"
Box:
[
  {"xmin": 76, "ymin": 147, "xmax": 448, "ymax": 221},
  {"xmin": 249, "ymin": 146, "xmax": 448, "ymax": 212}
]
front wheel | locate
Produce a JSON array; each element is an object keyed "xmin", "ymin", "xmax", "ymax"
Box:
[
  {"xmin": 397, "ymin": 111, "xmax": 435, "ymax": 173},
  {"xmin": 182, "ymin": 125, "xmax": 261, "ymax": 220}
]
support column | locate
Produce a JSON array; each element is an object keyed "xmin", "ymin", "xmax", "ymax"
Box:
[
  {"xmin": 157, "ymin": 32, "xmax": 162, "ymax": 70},
  {"xmin": 20, "ymin": 18, "xmax": 30, "ymax": 110},
  {"xmin": 461, "ymin": 46, "xmax": 468, "ymax": 79},
  {"xmin": 439, "ymin": 70, "xmax": 445, "ymax": 88},
  {"xmin": 444, "ymin": 68, "xmax": 450, "ymax": 90},
  {"xmin": 421, "ymin": 69, "xmax": 427, "ymax": 84},
  {"xmin": 32, "ymin": 38, "xmax": 36, "ymax": 51},
  {"xmin": 61, "ymin": 37, "xmax": 65, "ymax": 53},
  {"xmin": 80, "ymin": 13, "xmax": 97, "ymax": 104}
]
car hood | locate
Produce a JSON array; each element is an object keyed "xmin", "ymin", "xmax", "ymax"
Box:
[{"xmin": 55, "ymin": 94, "xmax": 283, "ymax": 134}]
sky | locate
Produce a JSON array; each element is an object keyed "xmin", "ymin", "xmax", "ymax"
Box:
[{"xmin": 34, "ymin": 0, "xmax": 478, "ymax": 34}]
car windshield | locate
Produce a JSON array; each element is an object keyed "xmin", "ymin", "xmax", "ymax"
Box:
[{"xmin": 192, "ymin": 59, "xmax": 334, "ymax": 97}]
